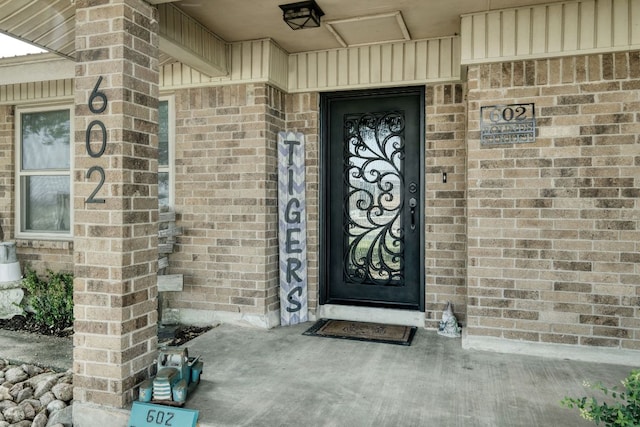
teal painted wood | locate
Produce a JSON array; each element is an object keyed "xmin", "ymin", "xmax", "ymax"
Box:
[{"xmin": 278, "ymin": 131, "xmax": 309, "ymax": 325}]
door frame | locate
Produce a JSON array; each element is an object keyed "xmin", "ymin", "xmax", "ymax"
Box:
[{"xmin": 319, "ymin": 86, "xmax": 425, "ymax": 312}]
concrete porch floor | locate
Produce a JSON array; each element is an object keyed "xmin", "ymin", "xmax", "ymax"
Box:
[
  {"xmin": 0, "ymin": 323, "xmax": 635, "ymax": 426},
  {"xmin": 186, "ymin": 323, "xmax": 633, "ymax": 427}
]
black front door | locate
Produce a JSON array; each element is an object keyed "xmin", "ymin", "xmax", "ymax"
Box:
[{"xmin": 321, "ymin": 87, "xmax": 424, "ymax": 311}]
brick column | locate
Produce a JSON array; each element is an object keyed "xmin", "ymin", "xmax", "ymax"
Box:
[{"xmin": 73, "ymin": 0, "xmax": 159, "ymax": 413}]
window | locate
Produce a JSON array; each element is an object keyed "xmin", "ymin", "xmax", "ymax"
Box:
[
  {"xmin": 158, "ymin": 96, "xmax": 174, "ymax": 208},
  {"xmin": 16, "ymin": 106, "xmax": 72, "ymax": 239}
]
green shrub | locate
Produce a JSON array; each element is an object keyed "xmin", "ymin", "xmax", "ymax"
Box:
[
  {"xmin": 561, "ymin": 370, "xmax": 640, "ymax": 426},
  {"xmin": 22, "ymin": 266, "xmax": 74, "ymax": 333}
]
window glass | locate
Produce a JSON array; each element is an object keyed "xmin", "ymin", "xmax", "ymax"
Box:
[
  {"xmin": 158, "ymin": 172, "xmax": 169, "ymax": 208},
  {"xmin": 158, "ymin": 98, "xmax": 172, "ymax": 208},
  {"xmin": 159, "ymin": 100, "xmax": 169, "ymax": 167},
  {"xmin": 23, "ymin": 176, "xmax": 70, "ymax": 232},
  {"xmin": 21, "ymin": 110, "xmax": 70, "ymax": 170},
  {"xmin": 18, "ymin": 107, "xmax": 71, "ymax": 237}
]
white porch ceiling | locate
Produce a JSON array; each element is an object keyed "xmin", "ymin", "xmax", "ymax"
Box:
[
  {"xmin": 0, "ymin": 0, "xmax": 75, "ymax": 59},
  {"xmin": 175, "ymin": 0, "xmax": 562, "ymax": 53},
  {"xmin": 0, "ymin": 0, "xmax": 565, "ymax": 61}
]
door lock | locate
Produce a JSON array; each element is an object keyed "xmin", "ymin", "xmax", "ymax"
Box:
[{"xmin": 409, "ymin": 197, "xmax": 417, "ymax": 231}]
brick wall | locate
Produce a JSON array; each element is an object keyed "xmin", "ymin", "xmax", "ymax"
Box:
[
  {"xmin": 466, "ymin": 52, "xmax": 640, "ymax": 350},
  {"xmin": 16, "ymin": 241, "xmax": 73, "ymax": 274},
  {"xmin": 425, "ymin": 84, "xmax": 468, "ymax": 327},
  {"xmin": 0, "ymin": 106, "xmax": 74, "ymax": 274},
  {"xmin": 0, "ymin": 105, "xmax": 13, "ymax": 242},
  {"xmin": 166, "ymin": 83, "xmax": 282, "ymax": 324}
]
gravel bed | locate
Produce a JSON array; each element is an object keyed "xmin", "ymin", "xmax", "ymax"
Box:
[{"xmin": 0, "ymin": 360, "xmax": 72, "ymax": 427}]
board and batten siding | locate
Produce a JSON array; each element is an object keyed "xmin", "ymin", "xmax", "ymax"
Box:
[
  {"xmin": 461, "ymin": 0, "xmax": 640, "ymax": 64},
  {"xmin": 0, "ymin": 79, "xmax": 73, "ymax": 104},
  {"xmin": 5, "ymin": 0, "xmax": 640, "ymax": 102},
  {"xmin": 288, "ymin": 37, "xmax": 461, "ymax": 92},
  {"xmin": 158, "ymin": 3, "xmax": 229, "ymax": 77},
  {"xmin": 159, "ymin": 39, "xmax": 290, "ymax": 92},
  {"xmin": 159, "ymin": 37, "xmax": 462, "ymax": 92}
]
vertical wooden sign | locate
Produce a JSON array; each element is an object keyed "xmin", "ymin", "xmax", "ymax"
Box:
[{"xmin": 278, "ymin": 132, "xmax": 308, "ymax": 325}]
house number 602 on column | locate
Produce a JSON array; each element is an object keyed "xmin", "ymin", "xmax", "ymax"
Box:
[{"xmin": 85, "ymin": 76, "xmax": 107, "ymax": 204}]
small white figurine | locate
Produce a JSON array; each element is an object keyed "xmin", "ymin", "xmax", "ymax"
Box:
[{"xmin": 437, "ymin": 301, "xmax": 461, "ymax": 338}]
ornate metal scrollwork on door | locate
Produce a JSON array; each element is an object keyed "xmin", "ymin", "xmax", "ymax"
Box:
[{"xmin": 343, "ymin": 111, "xmax": 405, "ymax": 286}]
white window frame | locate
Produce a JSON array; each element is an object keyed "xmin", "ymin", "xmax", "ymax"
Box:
[
  {"xmin": 158, "ymin": 95, "xmax": 175, "ymax": 208},
  {"xmin": 15, "ymin": 103, "xmax": 74, "ymax": 241}
]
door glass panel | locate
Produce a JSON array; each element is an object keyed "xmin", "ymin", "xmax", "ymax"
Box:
[{"xmin": 343, "ymin": 112, "xmax": 405, "ymax": 286}]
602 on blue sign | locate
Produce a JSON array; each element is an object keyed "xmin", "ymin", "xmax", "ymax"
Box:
[
  {"xmin": 129, "ymin": 402, "xmax": 198, "ymax": 427},
  {"xmin": 145, "ymin": 409, "xmax": 174, "ymax": 425}
]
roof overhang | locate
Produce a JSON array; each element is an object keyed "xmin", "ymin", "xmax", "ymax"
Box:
[
  {"xmin": 0, "ymin": 0, "xmax": 229, "ymax": 77},
  {"xmin": 0, "ymin": 52, "xmax": 73, "ymax": 85}
]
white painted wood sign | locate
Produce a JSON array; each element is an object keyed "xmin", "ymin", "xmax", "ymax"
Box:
[{"xmin": 278, "ymin": 131, "xmax": 308, "ymax": 325}]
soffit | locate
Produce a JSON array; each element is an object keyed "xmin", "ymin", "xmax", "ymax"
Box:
[
  {"xmin": 176, "ymin": 0, "xmax": 565, "ymax": 53},
  {"xmin": 0, "ymin": 0, "xmax": 567, "ymax": 59},
  {"xmin": 0, "ymin": 0, "xmax": 75, "ymax": 59}
]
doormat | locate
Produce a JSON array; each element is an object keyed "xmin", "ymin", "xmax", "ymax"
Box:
[{"xmin": 303, "ymin": 319, "xmax": 417, "ymax": 346}]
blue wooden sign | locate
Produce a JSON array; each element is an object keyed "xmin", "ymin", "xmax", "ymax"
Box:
[
  {"xmin": 278, "ymin": 131, "xmax": 308, "ymax": 326},
  {"xmin": 129, "ymin": 401, "xmax": 198, "ymax": 427}
]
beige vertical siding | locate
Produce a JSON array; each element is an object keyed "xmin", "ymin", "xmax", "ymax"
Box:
[
  {"xmin": 287, "ymin": 37, "xmax": 461, "ymax": 92},
  {"xmin": 461, "ymin": 0, "xmax": 640, "ymax": 64},
  {"xmin": 0, "ymin": 79, "xmax": 73, "ymax": 104},
  {"xmin": 158, "ymin": 3, "xmax": 228, "ymax": 77},
  {"xmin": 159, "ymin": 39, "xmax": 289, "ymax": 91}
]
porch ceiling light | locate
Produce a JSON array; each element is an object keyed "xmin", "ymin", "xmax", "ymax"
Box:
[{"xmin": 279, "ymin": 0, "xmax": 325, "ymax": 30}]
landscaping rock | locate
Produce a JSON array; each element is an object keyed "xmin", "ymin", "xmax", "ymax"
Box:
[
  {"xmin": 0, "ymin": 402, "xmax": 15, "ymax": 412},
  {"xmin": 30, "ymin": 413, "xmax": 46, "ymax": 427},
  {"xmin": 53, "ymin": 373, "xmax": 71, "ymax": 386},
  {"xmin": 3, "ymin": 406, "xmax": 25, "ymax": 424},
  {"xmin": 15, "ymin": 390, "xmax": 32, "ymax": 405},
  {"xmin": 0, "ymin": 362, "xmax": 74, "ymax": 427},
  {"xmin": 37, "ymin": 393, "xmax": 54, "ymax": 409},
  {"xmin": 19, "ymin": 367, "xmax": 42, "ymax": 378},
  {"xmin": 25, "ymin": 375, "xmax": 55, "ymax": 391},
  {"xmin": 8, "ymin": 384, "xmax": 23, "ymax": 400},
  {"xmin": 33, "ymin": 378, "xmax": 56, "ymax": 401},
  {"xmin": 4, "ymin": 369, "xmax": 27, "ymax": 385},
  {"xmin": 49, "ymin": 386, "xmax": 71, "ymax": 404},
  {"xmin": 20, "ymin": 401, "xmax": 40, "ymax": 414},
  {"xmin": 44, "ymin": 400, "xmax": 65, "ymax": 414},
  {"xmin": 18, "ymin": 402, "xmax": 35, "ymax": 421},
  {"xmin": 45, "ymin": 405, "xmax": 72, "ymax": 427}
]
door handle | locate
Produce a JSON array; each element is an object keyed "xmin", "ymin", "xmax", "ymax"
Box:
[{"xmin": 409, "ymin": 197, "xmax": 417, "ymax": 231}]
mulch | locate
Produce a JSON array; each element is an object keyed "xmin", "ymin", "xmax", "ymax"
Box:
[
  {"xmin": 0, "ymin": 313, "xmax": 212, "ymax": 346},
  {"xmin": 165, "ymin": 325, "xmax": 213, "ymax": 346},
  {"xmin": 0, "ymin": 313, "xmax": 73, "ymax": 337}
]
